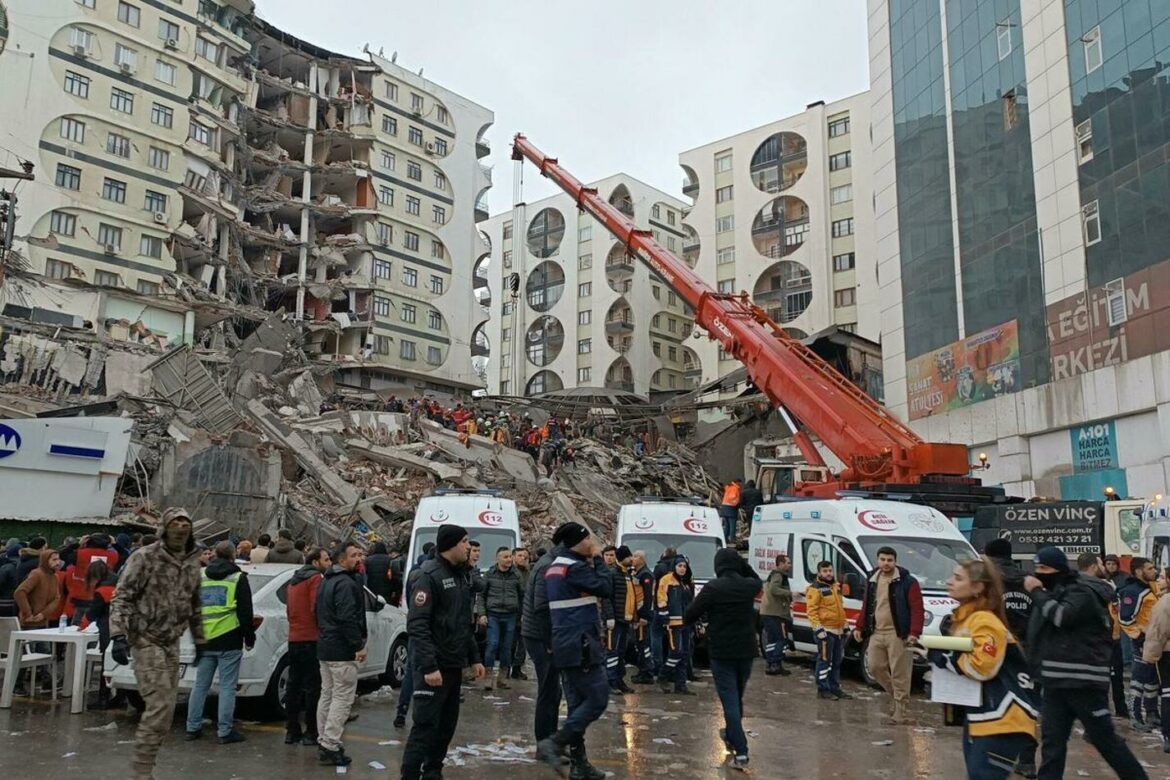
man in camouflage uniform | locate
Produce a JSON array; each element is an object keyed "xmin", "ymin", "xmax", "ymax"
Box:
[{"xmin": 110, "ymin": 508, "xmax": 204, "ymax": 780}]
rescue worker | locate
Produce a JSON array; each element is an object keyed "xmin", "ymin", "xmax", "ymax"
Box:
[
  {"xmin": 854, "ymin": 546, "xmax": 923, "ymax": 725},
  {"xmin": 1116, "ymin": 556, "xmax": 1159, "ymax": 731},
  {"xmin": 184, "ymin": 540, "xmax": 254, "ymax": 744},
  {"xmin": 983, "ymin": 539, "xmax": 1033, "ymax": 651},
  {"xmin": 1026, "ymin": 548, "xmax": 1149, "ymax": 779},
  {"xmin": 630, "ymin": 550, "xmax": 657, "ymax": 684},
  {"xmin": 739, "ymin": 480, "xmax": 763, "ymax": 527},
  {"xmin": 719, "ymin": 479, "xmax": 742, "ymax": 544},
  {"xmin": 1142, "ymin": 563, "xmax": 1170, "ymax": 754},
  {"xmin": 535, "ymin": 521, "xmax": 611, "ymax": 780},
  {"xmin": 109, "ymin": 507, "xmax": 204, "ymax": 780},
  {"xmin": 401, "ymin": 524, "xmax": 485, "ymax": 780},
  {"xmin": 481, "ymin": 545, "xmax": 523, "ymax": 691},
  {"xmin": 1090, "ymin": 554, "xmax": 1129, "ymax": 719},
  {"xmin": 650, "ymin": 547, "xmax": 676, "ymax": 676},
  {"xmin": 521, "ymin": 538, "xmax": 562, "ymax": 743},
  {"xmin": 315, "ymin": 541, "xmax": 368, "ymax": 767},
  {"xmin": 760, "ymin": 554, "xmax": 792, "ymax": 676},
  {"xmin": 928, "ymin": 557, "xmax": 1039, "ymax": 780},
  {"xmin": 808, "ymin": 560, "xmax": 851, "ymax": 700},
  {"xmin": 657, "ymin": 555, "xmax": 695, "ymax": 695},
  {"xmin": 603, "ymin": 546, "xmax": 638, "ymax": 695},
  {"xmin": 67, "ymin": 533, "xmax": 120, "ymax": 625},
  {"xmin": 285, "ymin": 546, "xmax": 330, "ymax": 746},
  {"xmin": 684, "ymin": 548, "xmax": 761, "ymax": 769}
]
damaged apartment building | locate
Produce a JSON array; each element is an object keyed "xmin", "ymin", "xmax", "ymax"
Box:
[{"xmin": 0, "ymin": 0, "xmax": 494, "ymax": 399}]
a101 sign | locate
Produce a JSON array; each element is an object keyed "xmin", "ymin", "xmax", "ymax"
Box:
[{"xmin": 1070, "ymin": 421, "xmax": 1118, "ymax": 472}]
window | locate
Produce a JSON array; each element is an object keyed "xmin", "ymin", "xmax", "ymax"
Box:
[
  {"xmin": 56, "ymin": 164, "xmax": 82, "ymax": 190},
  {"xmin": 502, "ymin": 250, "xmax": 512, "ymax": 268},
  {"xmin": 69, "ymin": 27, "xmax": 94, "ymax": 54},
  {"xmin": 432, "ymin": 205, "xmax": 446, "ymax": 225},
  {"xmin": 373, "ymin": 296, "xmax": 391, "ymax": 317},
  {"xmin": 502, "ymin": 328, "xmax": 511, "ymax": 342},
  {"xmin": 400, "ymin": 340, "xmax": 416, "ymax": 360},
  {"xmin": 828, "ymin": 117, "xmax": 850, "ymax": 137},
  {"xmin": 577, "ymin": 367, "xmax": 591, "ymax": 383},
  {"xmin": 136, "ymin": 280, "xmax": 159, "ymax": 295},
  {"xmin": 408, "ymin": 126, "xmax": 424, "ymax": 146},
  {"xmin": 407, "ymin": 161, "xmax": 422, "ymax": 181},
  {"xmin": 715, "ymin": 153, "xmax": 733, "ymax": 172},
  {"xmin": 159, "ymin": 19, "xmax": 179, "ymax": 41},
  {"xmin": 578, "ymin": 310, "xmax": 591, "ymax": 326},
  {"xmin": 1076, "ymin": 120, "xmax": 1093, "ymax": 164},
  {"xmin": 151, "ymin": 103, "xmax": 173, "ymax": 128},
  {"xmin": 716, "ymin": 215, "xmax": 734, "ymax": 233},
  {"xmin": 46, "ymin": 259, "xmax": 73, "ymax": 279},
  {"xmin": 117, "ymin": 2, "xmax": 140, "ymax": 27},
  {"xmin": 373, "ymin": 336, "xmax": 391, "ymax": 355},
  {"xmin": 578, "ymin": 282, "xmax": 592, "ymax": 297},
  {"xmin": 652, "ymin": 204, "xmax": 661, "ymax": 219},
  {"xmin": 434, "ymin": 138, "xmax": 448, "ymax": 156},
  {"xmin": 194, "ymin": 37, "xmax": 218, "ymax": 63},
  {"xmin": 652, "ymin": 342, "xmax": 661, "ymax": 357},
  {"xmin": 1083, "ymin": 26, "xmax": 1102, "ymax": 74},
  {"xmin": 500, "ymin": 380, "xmax": 511, "ymax": 394},
  {"xmin": 1002, "ymin": 90, "xmax": 1018, "ymax": 132},
  {"xmin": 834, "ymin": 288, "xmax": 856, "ymax": 307},
  {"xmin": 76, "ymin": 0, "xmax": 96, "ymax": 7},
  {"xmin": 429, "ymin": 275, "xmax": 443, "ymax": 294},
  {"xmin": 717, "ymin": 247, "xmax": 736, "ymax": 265},
  {"xmin": 382, "ymin": 116, "xmax": 398, "ymax": 135},
  {"xmin": 715, "ymin": 185, "xmax": 733, "ymax": 203},
  {"xmin": 667, "ymin": 211, "xmax": 676, "ymax": 226},
  {"xmin": 189, "ymin": 122, "xmax": 213, "ymax": 146},
  {"xmin": 578, "ymin": 224, "xmax": 591, "ymax": 242},
  {"xmin": 139, "ymin": 234, "xmax": 162, "ymax": 258},
  {"xmin": 833, "ymin": 252, "xmax": 855, "ymax": 272},
  {"xmin": 403, "ymin": 267, "xmax": 418, "ymax": 287},
  {"xmin": 431, "ymin": 240, "xmax": 444, "ymax": 259},
  {"xmin": 379, "ymin": 186, "xmax": 394, "ymax": 206},
  {"xmin": 427, "ymin": 346, "xmax": 442, "ymax": 365},
  {"xmin": 105, "ymin": 132, "xmax": 130, "ymax": 158},
  {"xmin": 502, "ymin": 301, "xmax": 514, "ymax": 316},
  {"xmin": 401, "ymin": 303, "xmax": 417, "ymax": 324},
  {"xmin": 376, "ymin": 222, "xmax": 393, "ymax": 245},
  {"xmin": 667, "ymin": 291, "xmax": 677, "ymax": 306},
  {"xmin": 578, "ymin": 338, "xmax": 591, "ymax": 354},
  {"xmin": 148, "ymin": 147, "xmax": 170, "ymax": 170},
  {"xmin": 832, "ymin": 218, "xmax": 854, "ymax": 237},
  {"xmin": 829, "ymin": 151, "xmax": 852, "ymax": 171},
  {"xmin": 64, "ymin": 71, "xmax": 90, "ymax": 98},
  {"xmin": 668, "ymin": 346, "xmax": 677, "ymax": 361},
  {"xmin": 385, "ymin": 82, "xmax": 398, "ymax": 101},
  {"xmin": 406, "ymin": 196, "xmax": 420, "ymax": 216},
  {"xmin": 114, "ymin": 44, "xmax": 138, "ymax": 70},
  {"xmin": 144, "ymin": 190, "xmax": 167, "ymax": 213},
  {"xmin": 717, "ymin": 279, "xmax": 736, "ymax": 293},
  {"xmin": 97, "ymin": 223, "xmax": 122, "ymax": 250},
  {"xmin": 381, "ymin": 151, "xmax": 396, "ymax": 170},
  {"xmin": 652, "ymin": 285, "xmax": 661, "ymax": 300},
  {"xmin": 996, "ymin": 22, "xmax": 1012, "ymax": 61},
  {"xmin": 434, "ymin": 171, "xmax": 446, "ymax": 191},
  {"xmin": 426, "ymin": 310, "xmax": 442, "ymax": 330},
  {"xmin": 111, "ymin": 89, "xmax": 135, "ymax": 114},
  {"xmin": 411, "ymin": 93, "xmax": 424, "ymax": 112},
  {"xmin": 60, "ymin": 117, "xmax": 86, "ymax": 143},
  {"xmin": 578, "ymin": 254, "xmax": 592, "ymax": 270},
  {"xmin": 374, "ymin": 259, "xmax": 391, "ymax": 279},
  {"xmin": 668, "ymin": 318, "xmax": 677, "ymax": 333},
  {"xmin": 102, "ymin": 178, "xmax": 127, "ymax": 204},
  {"xmin": 404, "ymin": 230, "xmax": 419, "ymax": 251},
  {"xmin": 1104, "ymin": 279, "xmax": 1127, "ymax": 326},
  {"xmin": 50, "ymin": 211, "xmax": 76, "ymax": 237},
  {"xmin": 830, "ymin": 184, "xmax": 853, "ymax": 204},
  {"xmin": 155, "ymin": 60, "xmax": 177, "ymax": 86},
  {"xmin": 1082, "ymin": 200, "xmax": 1101, "ymax": 246},
  {"xmin": 436, "ymin": 106, "xmax": 449, "ymax": 124},
  {"xmin": 502, "ymin": 222, "xmax": 513, "ymax": 240}
]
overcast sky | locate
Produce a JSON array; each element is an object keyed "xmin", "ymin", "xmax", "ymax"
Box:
[{"xmin": 268, "ymin": 0, "xmax": 870, "ymax": 213}]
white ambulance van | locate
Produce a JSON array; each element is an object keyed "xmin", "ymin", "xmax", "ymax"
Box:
[
  {"xmin": 749, "ymin": 498, "xmax": 977, "ymax": 681},
  {"xmin": 615, "ymin": 496, "xmax": 725, "ymax": 591},
  {"xmin": 409, "ymin": 489, "xmax": 521, "ymax": 572}
]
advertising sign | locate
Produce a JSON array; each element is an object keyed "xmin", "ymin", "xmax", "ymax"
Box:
[
  {"xmin": 906, "ymin": 320, "xmax": 1021, "ymax": 420},
  {"xmin": 1070, "ymin": 421, "xmax": 1118, "ymax": 472},
  {"xmin": 971, "ymin": 501, "xmax": 1103, "ymax": 557}
]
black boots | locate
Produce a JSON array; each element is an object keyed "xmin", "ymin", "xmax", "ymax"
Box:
[{"xmin": 569, "ymin": 743, "xmax": 605, "ymax": 780}]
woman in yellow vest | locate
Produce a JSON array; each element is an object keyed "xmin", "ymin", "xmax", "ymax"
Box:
[{"xmin": 185, "ymin": 541, "xmax": 256, "ymax": 744}]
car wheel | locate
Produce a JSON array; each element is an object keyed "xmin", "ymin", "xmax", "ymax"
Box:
[
  {"xmin": 262, "ymin": 654, "xmax": 291, "ymax": 721},
  {"xmin": 857, "ymin": 637, "xmax": 881, "ymax": 689},
  {"xmin": 381, "ymin": 637, "xmax": 408, "ymax": 689}
]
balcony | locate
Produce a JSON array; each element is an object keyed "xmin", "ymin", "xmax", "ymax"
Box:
[
  {"xmin": 475, "ymin": 196, "xmax": 490, "ymax": 223},
  {"xmin": 684, "ymin": 361, "xmax": 701, "ymax": 378},
  {"xmin": 474, "ymin": 272, "xmax": 489, "ymax": 289},
  {"xmin": 605, "ymin": 317, "xmax": 635, "ymax": 334},
  {"xmin": 606, "ymin": 257, "xmax": 636, "ymax": 273},
  {"xmin": 606, "ymin": 379, "xmax": 635, "ymax": 393},
  {"xmin": 682, "ymin": 179, "xmax": 699, "ymax": 197},
  {"xmin": 608, "ymin": 338, "xmax": 631, "ymax": 355},
  {"xmin": 476, "ymin": 138, "xmax": 491, "ymax": 159}
]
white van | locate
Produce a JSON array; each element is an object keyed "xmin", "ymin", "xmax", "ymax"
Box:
[
  {"xmin": 409, "ymin": 489, "xmax": 521, "ymax": 572},
  {"xmin": 615, "ymin": 497, "xmax": 725, "ymax": 590},
  {"xmin": 749, "ymin": 498, "xmax": 977, "ymax": 681}
]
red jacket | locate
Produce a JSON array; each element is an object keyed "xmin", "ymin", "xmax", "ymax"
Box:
[
  {"xmin": 858, "ymin": 565, "xmax": 925, "ymax": 640},
  {"xmin": 287, "ymin": 567, "xmax": 322, "ymax": 643},
  {"xmin": 68, "ymin": 545, "xmax": 121, "ymax": 609}
]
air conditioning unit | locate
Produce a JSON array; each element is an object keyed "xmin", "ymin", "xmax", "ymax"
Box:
[
  {"xmin": 119, "ymin": 62, "xmax": 133, "ymax": 73},
  {"xmin": 411, "ymin": 110, "xmax": 421, "ymax": 118},
  {"xmin": 103, "ymin": 244, "xmax": 117, "ymax": 255},
  {"xmin": 72, "ymin": 44, "xmax": 88, "ymax": 58},
  {"xmin": 424, "ymin": 142, "xmax": 435, "ymax": 155},
  {"xmin": 152, "ymin": 212, "xmax": 166, "ymax": 224},
  {"xmin": 165, "ymin": 38, "xmax": 179, "ymax": 50}
]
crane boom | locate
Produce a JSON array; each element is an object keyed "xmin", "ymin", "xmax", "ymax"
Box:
[{"xmin": 512, "ymin": 134, "xmax": 971, "ymax": 490}]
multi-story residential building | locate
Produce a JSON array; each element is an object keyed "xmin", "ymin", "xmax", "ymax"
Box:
[
  {"xmin": 479, "ymin": 176, "xmax": 698, "ymax": 397},
  {"xmin": 869, "ymin": 0, "xmax": 1170, "ymax": 500},
  {"xmin": 678, "ymin": 93, "xmax": 878, "ymax": 382},
  {"xmin": 0, "ymin": 1, "xmax": 491, "ymax": 396}
]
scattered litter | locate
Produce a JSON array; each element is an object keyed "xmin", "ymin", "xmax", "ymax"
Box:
[
  {"xmin": 117, "ymin": 740, "xmax": 134, "ymax": 745},
  {"xmin": 368, "ymin": 761, "xmax": 386, "ymax": 770},
  {"xmin": 482, "ymin": 695, "xmax": 502, "ymax": 701},
  {"xmin": 653, "ymin": 738, "xmax": 675, "ymax": 745},
  {"xmin": 62, "ymin": 753, "xmax": 77, "ymax": 759},
  {"xmin": 912, "ymin": 727, "xmax": 936, "ymax": 735},
  {"xmin": 492, "ymin": 701, "xmax": 510, "ymax": 706},
  {"xmin": 1075, "ymin": 772, "xmax": 1090, "ymax": 777},
  {"xmin": 378, "ymin": 740, "xmax": 401, "ymax": 746},
  {"xmin": 518, "ymin": 695, "xmax": 534, "ymax": 702},
  {"xmin": 84, "ymin": 722, "xmax": 118, "ymax": 732},
  {"xmin": 871, "ymin": 740, "xmax": 894, "ymax": 747},
  {"xmin": 335, "ymin": 767, "xmax": 347, "ymax": 775}
]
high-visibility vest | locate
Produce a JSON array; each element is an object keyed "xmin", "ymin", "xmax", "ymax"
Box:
[{"xmin": 200, "ymin": 571, "xmax": 241, "ymax": 641}]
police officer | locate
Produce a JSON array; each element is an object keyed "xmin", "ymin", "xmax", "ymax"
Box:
[
  {"xmin": 400, "ymin": 525, "xmax": 485, "ymax": 780},
  {"xmin": 536, "ymin": 522, "xmax": 611, "ymax": 780}
]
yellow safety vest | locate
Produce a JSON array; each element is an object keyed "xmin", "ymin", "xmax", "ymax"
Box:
[{"xmin": 200, "ymin": 571, "xmax": 241, "ymax": 641}]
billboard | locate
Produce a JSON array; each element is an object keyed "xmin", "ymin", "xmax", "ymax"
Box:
[
  {"xmin": 905, "ymin": 320, "xmax": 1021, "ymax": 420},
  {"xmin": 971, "ymin": 501, "xmax": 1104, "ymax": 557}
]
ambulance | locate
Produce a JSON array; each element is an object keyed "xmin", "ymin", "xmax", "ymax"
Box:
[
  {"xmin": 408, "ymin": 489, "xmax": 521, "ymax": 572},
  {"xmin": 749, "ymin": 498, "xmax": 977, "ymax": 682},
  {"xmin": 615, "ymin": 496, "xmax": 726, "ymax": 591}
]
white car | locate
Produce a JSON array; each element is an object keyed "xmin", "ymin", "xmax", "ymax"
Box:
[{"xmin": 105, "ymin": 563, "xmax": 408, "ymax": 716}]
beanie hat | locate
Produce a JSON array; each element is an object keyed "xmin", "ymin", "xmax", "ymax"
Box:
[
  {"xmin": 5, "ymin": 542, "xmax": 22, "ymax": 559},
  {"xmin": 1033, "ymin": 546, "xmax": 1069, "ymax": 572},
  {"xmin": 983, "ymin": 538, "xmax": 1013, "ymax": 558},
  {"xmin": 1103, "ymin": 554, "xmax": 1120, "ymax": 564},
  {"xmin": 615, "ymin": 545, "xmax": 633, "ymax": 561},
  {"xmin": 435, "ymin": 524, "xmax": 467, "ymax": 553},
  {"xmin": 673, "ymin": 554, "xmax": 689, "ymax": 569},
  {"xmin": 552, "ymin": 521, "xmax": 589, "ymax": 549}
]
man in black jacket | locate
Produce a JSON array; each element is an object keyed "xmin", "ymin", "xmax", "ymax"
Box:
[
  {"xmin": 684, "ymin": 548, "xmax": 761, "ymax": 769},
  {"xmin": 739, "ymin": 481, "xmax": 763, "ymax": 526},
  {"xmin": 630, "ymin": 551, "xmax": 656, "ymax": 684},
  {"xmin": 315, "ymin": 541, "xmax": 368, "ymax": 767},
  {"xmin": 984, "ymin": 539, "xmax": 1033, "ymax": 649},
  {"xmin": 1024, "ymin": 546, "xmax": 1148, "ymax": 780},
  {"xmin": 521, "ymin": 542, "xmax": 562, "ymax": 743},
  {"xmin": 401, "ymin": 525, "xmax": 485, "ymax": 780},
  {"xmin": 365, "ymin": 542, "xmax": 395, "ymax": 605}
]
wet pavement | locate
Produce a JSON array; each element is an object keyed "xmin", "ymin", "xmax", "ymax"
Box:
[{"xmin": 3, "ymin": 659, "xmax": 1170, "ymax": 778}]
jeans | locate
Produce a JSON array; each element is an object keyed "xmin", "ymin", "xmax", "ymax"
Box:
[
  {"xmin": 761, "ymin": 616, "xmax": 784, "ymax": 667},
  {"xmin": 557, "ymin": 664, "xmax": 609, "ymax": 746},
  {"xmin": 401, "ymin": 667, "xmax": 462, "ymax": 779},
  {"xmin": 285, "ymin": 641, "xmax": 320, "ymax": 738},
  {"xmin": 815, "ymin": 632, "xmax": 843, "ymax": 692},
  {"xmin": 963, "ymin": 727, "xmax": 1037, "ymax": 780},
  {"xmin": 485, "ymin": 613, "xmax": 518, "ymax": 670},
  {"xmin": 396, "ymin": 640, "xmax": 414, "ymax": 719},
  {"xmin": 606, "ymin": 622, "xmax": 630, "ymax": 687},
  {"xmin": 710, "ymin": 657, "xmax": 753, "ymax": 757},
  {"xmin": 660, "ymin": 626, "xmax": 690, "ymax": 690},
  {"xmin": 719, "ymin": 505, "xmax": 738, "ymax": 542},
  {"xmin": 185, "ymin": 649, "xmax": 243, "ymax": 737},
  {"xmin": 649, "ymin": 615, "xmax": 665, "ymax": 676},
  {"xmin": 1037, "ymin": 687, "xmax": 1148, "ymax": 780},
  {"xmin": 524, "ymin": 636, "xmax": 562, "ymax": 742}
]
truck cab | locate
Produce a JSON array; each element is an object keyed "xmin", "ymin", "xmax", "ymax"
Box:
[
  {"xmin": 408, "ymin": 489, "xmax": 521, "ymax": 572},
  {"xmin": 754, "ymin": 459, "xmax": 833, "ymax": 504}
]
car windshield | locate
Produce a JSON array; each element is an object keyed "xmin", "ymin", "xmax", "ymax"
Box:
[
  {"xmin": 412, "ymin": 528, "xmax": 518, "ymax": 572},
  {"xmin": 621, "ymin": 534, "xmax": 722, "ymax": 581},
  {"xmin": 246, "ymin": 573, "xmax": 277, "ymax": 595},
  {"xmin": 857, "ymin": 535, "xmax": 976, "ymax": 591}
]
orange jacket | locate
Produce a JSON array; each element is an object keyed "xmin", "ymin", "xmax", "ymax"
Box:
[{"xmin": 721, "ymin": 482, "xmax": 741, "ymax": 507}]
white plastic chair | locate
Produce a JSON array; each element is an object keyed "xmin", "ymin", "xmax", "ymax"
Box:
[
  {"xmin": 0, "ymin": 617, "xmax": 58, "ymax": 699},
  {"xmin": 83, "ymin": 646, "xmax": 103, "ymax": 695}
]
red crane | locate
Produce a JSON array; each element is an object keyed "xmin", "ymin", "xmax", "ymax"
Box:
[{"xmin": 512, "ymin": 134, "xmax": 976, "ymax": 498}]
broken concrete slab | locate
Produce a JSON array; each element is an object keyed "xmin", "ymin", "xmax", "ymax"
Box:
[
  {"xmin": 287, "ymin": 370, "xmax": 323, "ymax": 417},
  {"xmin": 346, "ymin": 439, "xmax": 475, "ymax": 488},
  {"xmin": 104, "ymin": 351, "xmax": 155, "ymax": 397},
  {"xmin": 419, "ymin": 419, "xmax": 539, "ymax": 484}
]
